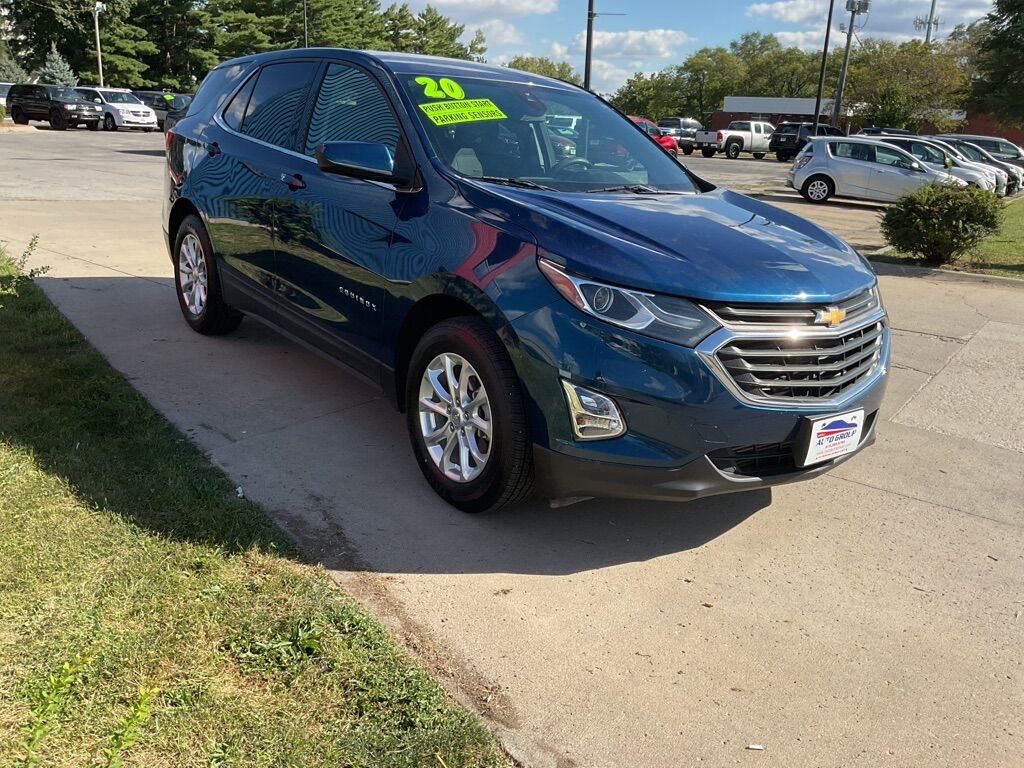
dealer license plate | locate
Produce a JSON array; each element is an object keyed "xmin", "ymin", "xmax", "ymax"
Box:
[{"xmin": 798, "ymin": 409, "xmax": 864, "ymax": 467}]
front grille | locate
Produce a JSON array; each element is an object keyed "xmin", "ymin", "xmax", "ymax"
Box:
[
  {"xmin": 708, "ymin": 441, "xmax": 798, "ymax": 477},
  {"xmin": 716, "ymin": 321, "xmax": 884, "ymax": 402},
  {"xmin": 706, "ymin": 288, "xmax": 879, "ymax": 328}
]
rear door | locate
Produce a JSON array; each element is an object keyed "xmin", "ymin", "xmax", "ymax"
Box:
[
  {"xmin": 270, "ymin": 59, "xmax": 404, "ymax": 370},
  {"xmin": 27, "ymin": 86, "xmax": 49, "ymax": 119}
]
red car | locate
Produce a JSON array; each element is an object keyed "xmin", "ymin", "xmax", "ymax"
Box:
[{"xmin": 629, "ymin": 116, "xmax": 679, "ymax": 157}]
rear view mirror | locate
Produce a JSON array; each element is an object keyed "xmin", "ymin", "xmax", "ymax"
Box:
[{"xmin": 316, "ymin": 141, "xmax": 409, "ymax": 185}]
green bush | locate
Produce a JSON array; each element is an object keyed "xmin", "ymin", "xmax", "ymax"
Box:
[
  {"xmin": 881, "ymin": 182, "xmax": 1004, "ymax": 265},
  {"xmin": 0, "ymin": 104, "xmax": 6, "ymax": 122}
]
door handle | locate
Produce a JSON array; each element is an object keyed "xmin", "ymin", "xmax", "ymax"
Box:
[{"xmin": 280, "ymin": 172, "xmax": 306, "ymax": 191}]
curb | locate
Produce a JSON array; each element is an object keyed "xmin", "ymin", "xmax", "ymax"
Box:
[{"xmin": 870, "ymin": 258, "xmax": 1024, "ymax": 288}]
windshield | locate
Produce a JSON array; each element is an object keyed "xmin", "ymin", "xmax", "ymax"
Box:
[
  {"xmin": 399, "ymin": 74, "xmax": 698, "ymax": 194},
  {"xmin": 47, "ymin": 87, "xmax": 82, "ymax": 101},
  {"xmin": 102, "ymin": 91, "xmax": 142, "ymax": 104}
]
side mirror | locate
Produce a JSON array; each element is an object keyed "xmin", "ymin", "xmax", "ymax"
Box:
[
  {"xmin": 316, "ymin": 141, "xmax": 408, "ymax": 185},
  {"xmin": 910, "ymin": 162, "xmax": 924, "ymax": 172},
  {"xmin": 93, "ymin": 98, "xmax": 101, "ymax": 104}
]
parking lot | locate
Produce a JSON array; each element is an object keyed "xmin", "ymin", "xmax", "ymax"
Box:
[{"xmin": 1, "ymin": 125, "xmax": 1022, "ymax": 767}]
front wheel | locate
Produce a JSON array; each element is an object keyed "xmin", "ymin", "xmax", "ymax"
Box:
[
  {"xmin": 87, "ymin": 121, "xmax": 100, "ymax": 131},
  {"xmin": 801, "ymin": 175, "xmax": 834, "ymax": 203},
  {"xmin": 173, "ymin": 214, "xmax": 243, "ymax": 335},
  {"xmin": 682, "ymin": 145, "xmax": 694, "ymax": 156},
  {"xmin": 701, "ymin": 147, "xmax": 716, "ymax": 158},
  {"xmin": 48, "ymin": 109, "xmax": 67, "ymax": 131},
  {"xmin": 104, "ymin": 113, "xmax": 117, "ymax": 131},
  {"xmin": 406, "ymin": 317, "xmax": 534, "ymax": 513}
]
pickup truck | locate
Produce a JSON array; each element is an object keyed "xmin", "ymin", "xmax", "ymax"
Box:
[{"xmin": 696, "ymin": 120, "xmax": 775, "ymax": 159}]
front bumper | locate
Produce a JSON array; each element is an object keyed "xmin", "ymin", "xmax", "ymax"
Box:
[
  {"xmin": 510, "ymin": 300, "xmax": 889, "ymax": 503},
  {"xmin": 115, "ymin": 112, "xmax": 158, "ymax": 128}
]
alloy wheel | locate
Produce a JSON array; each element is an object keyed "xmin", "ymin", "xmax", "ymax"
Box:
[
  {"xmin": 178, "ymin": 233, "xmax": 208, "ymax": 316},
  {"xmin": 807, "ymin": 179, "xmax": 830, "ymax": 201},
  {"xmin": 418, "ymin": 353, "xmax": 492, "ymax": 483}
]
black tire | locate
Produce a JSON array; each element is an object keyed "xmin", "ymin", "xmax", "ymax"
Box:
[
  {"xmin": 405, "ymin": 317, "xmax": 534, "ymax": 513},
  {"xmin": 87, "ymin": 121, "xmax": 100, "ymax": 131},
  {"xmin": 172, "ymin": 214, "xmax": 243, "ymax": 335},
  {"xmin": 104, "ymin": 113, "xmax": 117, "ymax": 131},
  {"xmin": 701, "ymin": 147, "xmax": 716, "ymax": 158},
  {"xmin": 753, "ymin": 152, "xmax": 766, "ymax": 160},
  {"xmin": 682, "ymin": 145, "xmax": 693, "ymax": 156},
  {"xmin": 48, "ymin": 109, "xmax": 67, "ymax": 131},
  {"xmin": 776, "ymin": 152, "xmax": 790, "ymax": 163},
  {"xmin": 725, "ymin": 140, "xmax": 742, "ymax": 159},
  {"xmin": 801, "ymin": 174, "xmax": 834, "ymax": 204},
  {"xmin": 11, "ymin": 107, "xmax": 28, "ymax": 125}
]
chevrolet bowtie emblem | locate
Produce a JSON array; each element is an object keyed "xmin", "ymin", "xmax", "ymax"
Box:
[{"xmin": 814, "ymin": 306, "xmax": 847, "ymax": 327}]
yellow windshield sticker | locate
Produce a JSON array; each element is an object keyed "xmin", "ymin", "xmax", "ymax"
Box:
[
  {"xmin": 419, "ymin": 99, "xmax": 506, "ymax": 126},
  {"xmin": 416, "ymin": 76, "xmax": 465, "ymax": 100}
]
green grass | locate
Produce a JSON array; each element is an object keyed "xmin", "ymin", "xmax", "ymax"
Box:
[
  {"xmin": 0, "ymin": 247, "xmax": 510, "ymax": 767},
  {"xmin": 873, "ymin": 197, "xmax": 1024, "ymax": 278}
]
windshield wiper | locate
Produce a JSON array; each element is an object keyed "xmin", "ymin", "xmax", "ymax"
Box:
[
  {"xmin": 477, "ymin": 176, "xmax": 556, "ymax": 191},
  {"xmin": 586, "ymin": 184, "xmax": 664, "ymax": 194}
]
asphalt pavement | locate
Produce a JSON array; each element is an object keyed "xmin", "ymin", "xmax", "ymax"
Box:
[{"xmin": 2, "ymin": 125, "xmax": 1022, "ymax": 768}]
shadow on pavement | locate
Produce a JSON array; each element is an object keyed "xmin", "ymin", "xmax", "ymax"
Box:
[{"xmin": 118, "ymin": 149, "xmax": 167, "ymax": 157}]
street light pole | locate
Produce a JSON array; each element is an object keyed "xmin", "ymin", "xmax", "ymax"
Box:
[
  {"xmin": 924, "ymin": 0, "xmax": 938, "ymax": 43},
  {"xmin": 812, "ymin": 0, "xmax": 837, "ymax": 136},
  {"xmin": 93, "ymin": 2, "xmax": 104, "ymax": 87},
  {"xmin": 584, "ymin": 0, "xmax": 595, "ymax": 91},
  {"xmin": 832, "ymin": 5, "xmax": 857, "ymax": 127}
]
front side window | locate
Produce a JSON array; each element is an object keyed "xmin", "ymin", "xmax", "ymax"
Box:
[
  {"xmin": 996, "ymin": 140, "xmax": 1022, "ymax": 158},
  {"xmin": 46, "ymin": 86, "xmax": 80, "ymax": 101},
  {"xmin": 875, "ymin": 145, "xmax": 914, "ymax": 169},
  {"xmin": 910, "ymin": 142, "xmax": 944, "ymax": 164},
  {"xmin": 101, "ymin": 91, "xmax": 142, "ymax": 104},
  {"xmin": 241, "ymin": 61, "xmax": 318, "ymax": 149},
  {"xmin": 304, "ymin": 63, "xmax": 400, "ymax": 156},
  {"xmin": 398, "ymin": 74, "xmax": 698, "ymax": 193},
  {"xmin": 77, "ymin": 89, "xmax": 101, "ymax": 102}
]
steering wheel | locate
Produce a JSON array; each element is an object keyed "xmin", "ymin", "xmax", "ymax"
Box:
[{"xmin": 553, "ymin": 156, "xmax": 593, "ymax": 176}]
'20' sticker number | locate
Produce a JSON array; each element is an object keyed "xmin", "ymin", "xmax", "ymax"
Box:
[{"xmin": 416, "ymin": 76, "xmax": 465, "ymax": 100}]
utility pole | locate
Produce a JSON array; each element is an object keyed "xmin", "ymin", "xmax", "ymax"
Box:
[
  {"xmin": 812, "ymin": 0, "xmax": 837, "ymax": 136},
  {"xmin": 303, "ymin": 0, "xmax": 309, "ymax": 48},
  {"xmin": 924, "ymin": 0, "xmax": 938, "ymax": 44},
  {"xmin": 832, "ymin": 0, "xmax": 870, "ymax": 128},
  {"xmin": 93, "ymin": 2, "xmax": 104, "ymax": 87},
  {"xmin": 584, "ymin": 0, "xmax": 595, "ymax": 91}
]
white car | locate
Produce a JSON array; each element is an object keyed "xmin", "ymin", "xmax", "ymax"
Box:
[
  {"xmin": 74, "ymin": 86, "xmax": 158, "ymax": 132},
  {"xmin": 788, "ymin": 136, "xmax": 966, "ymax": 204}
]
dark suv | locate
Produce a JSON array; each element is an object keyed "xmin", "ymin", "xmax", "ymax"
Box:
[
  {"xmin": 165, "ymin": 49, "xmax": 888, "ymax": 512},
  {"xmin": 5, "ymin": 83, "xmax": 104, "ymax": 130},
  {"xmin": 769, "ymin": 122, "xmax": 844, "ymax": 162}
]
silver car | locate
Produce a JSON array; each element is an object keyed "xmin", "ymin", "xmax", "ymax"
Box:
[
  {"xmin": 931, "ymin": 137, "xmax": 1023, "ymax": 195},
  {"xmin": 879, "ymin": 136, "xmax": 1004, "ymax": 196},
  {"xmin": 788, "ymin": 137, "xmax": 966, "ymax": 204}
]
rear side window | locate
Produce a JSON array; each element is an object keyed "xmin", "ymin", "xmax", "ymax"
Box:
[
  {"xmin": 303, "ymin": 63, "xmax": 399, "ymax": 156},
  {"xmin": 188, "ymin": 61, "xmax": 253, "ymax": 118},
  {"xmin": 242, "ymin": 61, "xmax": 318, "ymax": 150},
  {"xmin": 832, "ymin": 141, "xmax": 874, "ymax": 162},
  {"xmin": 731, "ymin": 121, "xmax": 750, "ymax": 131},
  {"xmin": 658, "ymin": 119, "xmax": 680, "ymax": 129}
]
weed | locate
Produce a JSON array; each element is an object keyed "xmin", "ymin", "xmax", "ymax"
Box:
[
  {"xmin": 101, "ymin": 686, "xmax": 159, "ymax": 768},
  {"xmin": 13, "ymin": 656, "xmax": 92, "ymax": 768}
]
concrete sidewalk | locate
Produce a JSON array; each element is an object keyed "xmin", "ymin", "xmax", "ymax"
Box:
[{"xmin": 2, "ymin": 136, "xmax": 1022, "ymax": 767}]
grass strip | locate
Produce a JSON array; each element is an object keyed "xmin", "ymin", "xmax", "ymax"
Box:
[{"xmin": 0, "ymin": 246, "xmax": 509, "ymax": 767}]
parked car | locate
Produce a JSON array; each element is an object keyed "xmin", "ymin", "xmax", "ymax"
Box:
[
  {"xmin": 923, "ymin": 137, "xmax": 1011, "ymax": 195},
  {"xmin": 878, "ymin": 136, "xmax": 1003, "ymax": 195},
  {"xmin": 629, "ymin": 116, "xmax": 679, "ymax": 157},
  {"xmin": 937, "ymin": 134, "xmax": 1024, "ymax": 169},
  {"xmin": 769, "ymin": 122, "xmax": 844, "ymax": 163},
  {"xmin": 696, "ymin": 121, "xmax": 774, "ymax": 159},
  {"xmin": 856, "ymin": 127, "xmax": 916, "ymax": 136},
  {"xmin": 0, "ymin": 82, "xmax": 12, "ymax": 102},
  {"xmin": 165, "ymin": 49, "xmax": 889, "ymax": 512},
  {"xmin": 134, "ymin": 90, "xmax": 193, "ymax": 129},
  {"xmin": 74, "ymin": 86, "xmax": 158, "ymax": 131},
  {"xmin": 657, "ymin": 116, "xmax": 702, "ymax": 155},
  {"xmin": 5, "ymin": 83, "xmax": 103, "ymax": 130},
  {"xmin": 932, "ymin": 137, "xmax": 1023, "ymax": 195},
  {"xmin": 789, "ymin": 136, "xmax": 965, "ymax": 203}
]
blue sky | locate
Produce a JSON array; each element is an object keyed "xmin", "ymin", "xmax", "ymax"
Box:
[{"xmin": 407, "ymin": 0, "xmax": 994, "ymax": 92}]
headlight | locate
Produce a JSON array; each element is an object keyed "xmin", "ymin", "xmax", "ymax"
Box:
[{"xmin": 537, "ymin": 258, "xmax": 720, "ymax": 347}]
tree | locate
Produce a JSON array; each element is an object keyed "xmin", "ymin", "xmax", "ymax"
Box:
[
  {"xmin": 407, "ymin": 6, "xmax": 485, "ymax": 60},
  {"xmin": 505, "ymin": 55, "xmax": 581, "ymax": 85},
  {"xmin": 34, "ymin": 43, "xmax": 78, "ymax": 86},
  {"xmin": 971, "ymin": 0, "xmax": 1024, "ymax": 125},
  {"xmin": 677, "ymin": 47, "xmax": 746, "ymax": 119},
  {"xmin": 0, "ymin": 42, "xmax": 29, "ymax": 82},
  {"xmin": 610, "ymin": 70, "xmax": 683, "ymax": 119}
]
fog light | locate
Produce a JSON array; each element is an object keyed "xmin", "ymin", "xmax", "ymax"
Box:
[{"xmin": 561, "ymin": 381, "xmax": 626, "ymax": 441}]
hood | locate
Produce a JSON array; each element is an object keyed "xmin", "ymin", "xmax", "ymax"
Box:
[{"xmin": 461, "ymin": 184, "xmax": 876, "ymax": 303}]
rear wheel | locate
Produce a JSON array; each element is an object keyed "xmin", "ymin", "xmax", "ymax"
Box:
[
  {"xmin": 406, "ymin": 317, "xmax": 534, "ymax": 513},
  {"xmin": 776, "ymin": 152, "xmax": 791, "ymax": 162},
  {"xmin": 173, "ymin": 214, "xmax": 243, "ymax": 335},
  {"xmin": 701, "ymin": 147, "xmax": 716, "ymax": 158},
  {"xmin": 48, "ymin": 109, "xmax": 66, "ymax": 131},
  {"xmin": 11, "ymin": 107, "xmax": 28, "ymax": 125},
  {"xmin": 104, "ymin": 113, "xmax": 117, "ymax": 131},
  {"xmin": 725, "ymin": 140, "xmax": 742, "ymax": 159},
  {"xmin": 801, "ymin": 175, "xmax": 834, "ymax": 203}
]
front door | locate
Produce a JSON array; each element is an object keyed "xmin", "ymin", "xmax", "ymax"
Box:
[
  {"xmin": 868, "ymin": 144, "xmax": 922, "ymax": 200},
  {"xmin": 270, "ymin": 60, "xmax": 404, "ymax": 371}
]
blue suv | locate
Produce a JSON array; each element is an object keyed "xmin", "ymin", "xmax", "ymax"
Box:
[{"xmin": 164, "ymin": 49, "xmax": 890, "ymax": 512}]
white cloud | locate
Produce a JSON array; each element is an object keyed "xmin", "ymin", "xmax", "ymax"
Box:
[
  {"xmin": 474, "ymin": 19, "xmax": 525, "ymax": 45},
  {"xmin": 748, "ymin": 0, "xmax": 825, "ymax": 24},
  {"xmin": 421, "ymin": 0, "xmax": 559, "ymax": 23},
  {"xmin": 569, "ymin": 29, "xmax": 693, "ymax": 59}
]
